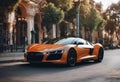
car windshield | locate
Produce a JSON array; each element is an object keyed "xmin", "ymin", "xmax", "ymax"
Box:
[
  {"xmin": 55, "ymin": 38, "xmax": 75, "ymax": 44},
  {"xmin": 43, "ymin": 38, "xmax": 63, "ymax": 44},
  {"xmin": 44, "ymin": 37, "xmax": 91, "ymax": 45}
]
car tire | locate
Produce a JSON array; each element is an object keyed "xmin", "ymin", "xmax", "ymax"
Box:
[
  {"xmin": 67, "ymin": 49, "xmax": 77, "ymax": 67},
  {"xmin": 95, "ymin": 47, "xmax": 104, "ymax": 63}
]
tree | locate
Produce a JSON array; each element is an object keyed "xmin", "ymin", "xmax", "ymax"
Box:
[
  {"xmin": 80, "ymin": 0, "xmax": 91, "ymax": 27},
  {"xmin": 105, "ymin": 2, "xmax": 120, "ymax": 35},
  {"xmin": 59, "ymin": 21, "xmax": 67, "ymax": 37},
  {"xmin": 64, "ymin": 4, "xmax": 77, "ymax": 24},
  {"xmin": 64, "ymin": 6, "xmax": 77, "ymax": 37},
  {"xmin": 64, "ymin": 0, "xmax": 91, "ymax": 37},
  {"xmin": 44, "ymin": 0, "xmax": 105, "ymax": 39},
  {"xmin": 79, "ymin": 0, "xmax": 104, "ymax": 41},
  {"xmin": 87, "ymin": 7, "xmax": 104, "ymax": 32},
  {"xmin": 46, "ymin": 0, "xmax": 72, "ymax": 11},
  {"xmin": 0, "ymin": 0, "xmax": 21, "ymax": 22},
  {"xmin": 46, "ymin": 0, "xmax": 73, "ymax": 37},
  {"xmin": 42, "ymin": 3, "xmax": 64, "ymax": 36},
  {"xmin": 64, "ymin": 0, "xmax": 105, "ymax": 39},
  {"xmin": 105, "ymin": 1, "xmax": 120, "ymax": 43}
]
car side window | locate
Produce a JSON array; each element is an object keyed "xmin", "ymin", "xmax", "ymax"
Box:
[
  {"xmin": 77, "ymin": 42, "xmax": 84, "ymax": 45},
  {"xmin": 75, "ymin": 40, "xmax": 84, "ymax": 45}
]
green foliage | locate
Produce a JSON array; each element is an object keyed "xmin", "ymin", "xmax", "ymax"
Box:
[
  {"xmin": 45, "ymin": 0, "xmax": 73, "ymax": 38},
  {"xmin": 44, "ymin": 0, "xmax": 105, "ymax": 38},
  {"xmin": 42, "ymin": 3, "xmax": 64, "ymax": 31},
  {"xmin": 46, "ymin": 0, "xmax": 73, "ymax": 11},
  {"xmin": 102, "ymin": 12, "xmax": 108, "ymax": 20},
  {"xmin": 105, "ymin": 1, "xmax": 120, "ymax": 35},
  {"xmin": 97, "ymin": 19, "xmax": 105, "ymax": 29},
  {"xmin": 59, "ymin": 21, "xmax": 67, "ymax": 37},
  {"xmin": 79, "ymin": 0, "xmax": 91, "ymax": 27},
  {"xmin": 79, "ymin": 0, "xmax": 104, "ymax": 32},
  {"xmin": 65, "ymin": 6, "xmax": 77, "ymax": 23},
  {"xmin": 0, "ymin": 0, "xmax": 21, "ymax": 22},
  {"xmin": 87, "ymin": 8, "xmax": 104, "ymax": 31},
  {"xmin": 0, "ymin": 0, "xmax": 20, "ymax": 12}
]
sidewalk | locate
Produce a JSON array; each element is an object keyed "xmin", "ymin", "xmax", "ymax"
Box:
[{"xmin": 0, "ymin": 52, "xmax": 24, "ymax": 63}]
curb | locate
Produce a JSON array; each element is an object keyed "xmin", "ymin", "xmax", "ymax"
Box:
[
  {"xmin": 0, "ymin": 59, "xmax": 24, "ymax": 64},
  {"xmin": 0, "ymin": 52, "xmax": 24, "ymax": 64}
]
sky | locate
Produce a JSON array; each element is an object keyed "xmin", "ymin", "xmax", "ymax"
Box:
[{"xmin": 94, "ymin": 0, "xmax": 120, "ymax": 10}]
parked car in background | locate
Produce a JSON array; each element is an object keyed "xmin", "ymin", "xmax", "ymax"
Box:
[{"xmin": 104, "ymin": 40, "xmax": 120, "ymax": 49}]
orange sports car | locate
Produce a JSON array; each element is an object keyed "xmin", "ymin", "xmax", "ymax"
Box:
[{"xmin": 24, "ymin": 37, "xmax": 104, "ymax": 66}]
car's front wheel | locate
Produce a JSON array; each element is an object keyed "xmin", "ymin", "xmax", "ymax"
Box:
[{"xmin": 67, "ymin": 49, "xmax": 77, "ymax": 67}]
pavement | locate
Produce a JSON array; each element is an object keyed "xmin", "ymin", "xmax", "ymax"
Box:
[{"xmin": 0, "ymin": 52, "xmax": 24, "ymax": 63}]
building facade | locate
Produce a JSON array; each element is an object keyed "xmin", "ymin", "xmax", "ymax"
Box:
[
  {"xmin": 8, "ymin": 0, "xmax": 46, "ymax": 46},
  {"xmin": 0, "ymin": 0, "xmax": 47, "ymax": 52}
]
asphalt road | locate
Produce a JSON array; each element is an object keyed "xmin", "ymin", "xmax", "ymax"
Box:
[{"xmin": 0, "ymin": 49, "xmax": 120, "ymax": 82}]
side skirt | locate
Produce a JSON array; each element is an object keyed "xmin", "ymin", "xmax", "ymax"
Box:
[{"xmin": 80, "ymin": 55, "xmax": 96, "ymax": 60}]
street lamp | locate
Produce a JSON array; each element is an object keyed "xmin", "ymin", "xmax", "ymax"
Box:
[{"xmin": 73, "ymin": 0, "xmax": 82, "ymax": 37}]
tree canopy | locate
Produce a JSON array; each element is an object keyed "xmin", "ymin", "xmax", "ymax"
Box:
[
  {"xmin": 42, "ymin": 3, "xmax": 64, "ymax": 31},
  {"xmin": 64, "ymin": 6, "xmax": 77, "ymax": 23},
  {"xmin": 65, "ymin": 0, "xmax": 104, "ymax": 32},
  {"xmin": 105, "ymin": 1, "xmax": 120, "ymax": 35},
  {"xmin": 0, "ymin": 0, "xmax": 20, "ymax": 11},
  {"xmin": 0, "ymin": 0, "xmax": 21, "ymax": 22},
  {"xmin": 87, "ymin": 7, "xmax": 104, "ymax": 32},
  {"xmin": 46, "ymin": 0, "xmax": 73, "ymax": 11},
  {"xmin": 44, "ymin": 0, "xmax": 105, "ymax": 39}
]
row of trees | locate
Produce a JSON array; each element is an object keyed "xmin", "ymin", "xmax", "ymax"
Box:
[
  {"xmin": 102, "ymin": 1, "xmax": 120, "ymax": 47},
  {"xmin": 0, "ymin": 0, "xmax": 119, "ymax": 44},
  {"xmin": 0, "ymin": 0, "xmax": 105, "ymax": 41},
  {"xmin": 104, "ymin": 1, "xmax": 120, "ymax": 40},
  {"xmin": 42, "ymin": 0, "xmax": 105, "ymax": 41}
]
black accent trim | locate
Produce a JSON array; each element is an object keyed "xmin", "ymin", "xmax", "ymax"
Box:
[
  {"xmin": 89, "ymin": 48, "xmax": 94, "ymax": 55},
  {"xmin": 46, "ymin": 53, "xmax": 63, "ymax": 60}
]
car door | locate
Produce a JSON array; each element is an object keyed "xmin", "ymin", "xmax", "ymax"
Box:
[{"xmin": 75, "ymin": 39, "xmax": 93, "ymax": 59}]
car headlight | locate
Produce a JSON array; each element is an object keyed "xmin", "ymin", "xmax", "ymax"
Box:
[{"xmin": 47, "ymin": 50, "xmax": 64, "ymax": 55}]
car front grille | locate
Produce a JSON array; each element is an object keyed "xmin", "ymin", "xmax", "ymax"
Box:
[{"xmin": 27, "ymin": 52, "xmax": 44, "ymax": 62}]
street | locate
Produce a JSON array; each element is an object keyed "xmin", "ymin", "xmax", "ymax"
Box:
[{"xmin": 0, "ymin": 49, "xmax": 120, "ymax": 82}]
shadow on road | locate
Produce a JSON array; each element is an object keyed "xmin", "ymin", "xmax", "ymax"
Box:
[
  {"xmin": 21, "ymin": 60, "xmax": 99, "ymax": 69},
  {"xmin": 0, "ymin": 61, "xmax": 102, "ymax": 81}
]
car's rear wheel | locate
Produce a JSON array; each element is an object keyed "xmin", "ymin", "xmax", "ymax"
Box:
[
  {"xmin": 95, "ymin": 47, "xmax": 104, "ymax": 63},
  {"xmin": 67, "ymin": 49, "xmax": 77, "ymax": 67}
]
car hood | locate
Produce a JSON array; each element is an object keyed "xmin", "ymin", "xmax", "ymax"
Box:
[{"xmin": 27, "ymin": 44, "xmax": 67, "ymax": 52}]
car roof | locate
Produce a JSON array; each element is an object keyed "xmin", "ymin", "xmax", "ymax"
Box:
[{"xmin": 64, "ymin": 37, "xmax": 85, "ymax": 41}]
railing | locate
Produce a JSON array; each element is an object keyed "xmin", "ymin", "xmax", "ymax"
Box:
[{"xmin": 0, "ymin": 44, "xmax": 25, "ymax": 53}]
